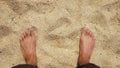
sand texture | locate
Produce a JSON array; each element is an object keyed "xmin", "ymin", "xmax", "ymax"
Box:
[{"xmin": 0, "ymin": 0, "xmax": 120, "ymax": 68}]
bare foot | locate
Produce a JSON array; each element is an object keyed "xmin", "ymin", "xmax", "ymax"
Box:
[
  {"xmin": 20, "ymin": 28, "xmax": 37, "ymax": 65},
  {"xmin": 78, "ymin": 27, "xmax": 95, "ymax": 65}
]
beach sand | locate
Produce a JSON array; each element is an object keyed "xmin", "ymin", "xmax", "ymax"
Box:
[{"xmin": 0, "ymin": 0, "xmax": 120, "ymax": 68}]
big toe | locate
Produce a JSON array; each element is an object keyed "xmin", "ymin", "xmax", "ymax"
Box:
[
  {"xmin": 81, "ymin": 27, "xmax": 87, "ymax": 35},
  {"xmin": 81, "ymin": 27, "xmax": 91, "ymax": 35}
]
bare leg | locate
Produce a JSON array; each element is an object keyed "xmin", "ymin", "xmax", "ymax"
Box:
[
  {"xmin": 78, "ymin": 28, "xmax": 95, "ymax": 65},
  {"xmin": 20, "ymin": 28, "xmax": 37, "ymax": 66}
]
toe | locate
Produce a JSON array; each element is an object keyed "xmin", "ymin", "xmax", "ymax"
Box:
[
  {"xmin": 86, "ymin": 29, "xmax": 94, "ymax": 38},
  {"xmin": 82, "ymin": 28, "xmax": 95, "ymax": 39},
  {"xmin": 31, "ymin": 30, "xmax": 35, "ymax": 37},
  {"xmin": 24, "ymin": 30, "xmax": 29, "ymax": 38},
  {"xmin": 85, "ymin": 28, "xmax": 90, "ymax": 35},
  {"xmin": 81, "ymin": 27, "xmax": 87, "ymax": 35},
  {"xmin": 20, "ymin": 33, "xmax": 25, "ymax": 45},
  {"xmin": 88, "ymin": 30, "xmax": 95, "ymax": 40},
  {"xmin": 92, "ymin": 34, "xmax": 95, "ymax": 40},
  {"xmin": 25, "ymin": 29, "xmax": 31, "ymax": 37},
  {"xmin": 84, "ymin": 28, "xmax": 92, "ymax": 36},
  {"xmin": 27, "ymin": 29, "xmax": 31, "ymax": 37},
  {"xmin": 22, "ymin": 32, "xmax": 26, "ymax": 39},
  {"xmin": 89, "ymin": 31, "xmax": 93, "ymax": 37},
  {"xmin": 30, "ymin": 30, "xmax": 32, "ymax": 36},
  {"xmin": 21, "ymin": 34, "xmax": 25, "ymax": 40}
]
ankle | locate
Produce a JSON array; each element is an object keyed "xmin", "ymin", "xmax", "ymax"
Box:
[
  {"xmin": 25, "ymin": 54, "xmax": 37, "ymax": 66},
  {"xmin": 27, "ymin": 57, "xmax": 37, "ymax": 66},
  {"xmin": 78, "ymin": 55, "xmax": 90, "ymax": 66}
]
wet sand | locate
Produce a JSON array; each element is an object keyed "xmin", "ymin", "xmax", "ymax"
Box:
[{"xmin": 0, "ymin": 0, "xmax": 120, "ymax": 68}]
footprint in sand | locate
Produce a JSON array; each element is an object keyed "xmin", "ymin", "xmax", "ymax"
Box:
[
  {"xmin": 47, "ymin": 17, "xmax": 71, "ymax": 32},
  {"xmin": 0, "ymin": 25, "xmax": 12, "ymax": 39},
  {"xmin": 31, "ymin": 2, "xmax": 55, "ymax": 14},
  {"xmin": 7, "ymin": 0, "xmax": 55, "ymax": 15},
  {"xmin": 7, "ymin": 0, "xmax": 31, "ymax": 15}
]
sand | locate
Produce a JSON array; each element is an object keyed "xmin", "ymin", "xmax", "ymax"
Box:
[{"xmin": 0, "ymin": 0, "xmax": 120, "ymax": 68}]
